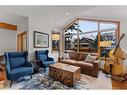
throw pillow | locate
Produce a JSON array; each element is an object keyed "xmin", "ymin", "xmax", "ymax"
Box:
[
  {"xmin": 63, "ymin": 53, "xmax": 70, "ymax": 59},
  {"xmin": 84, "ymin": 54, "xmax": 97, "ymax": 63},
  {"xmin": 78, "ymin": 53, "xmax": 87, "ymax": 61},
  {"xmin": 69, "ymin": 52, "xmax": 79, "ymax": 60}
]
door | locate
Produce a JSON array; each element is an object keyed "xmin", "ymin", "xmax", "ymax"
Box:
[{"xmin": 17, "ymin": 31, "xmax": 27, "ymax": 51}]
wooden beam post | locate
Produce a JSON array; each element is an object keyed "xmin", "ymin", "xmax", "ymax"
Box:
[{"xmin": 0, "ymin": 22, "xmax": 17, "ymax": 31}]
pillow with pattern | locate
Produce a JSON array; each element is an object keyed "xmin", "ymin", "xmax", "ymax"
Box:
[
  {"xmin": 84, "ymin": 54, "xmax": 97, "ymax": 63},
  {"xmin": 63, "ymin": 53, "xmax": 70, "ymax": 59}
]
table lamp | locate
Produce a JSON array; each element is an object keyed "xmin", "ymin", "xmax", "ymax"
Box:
[{"xmin": 100, "ymin": 41, "xmax": 111, "ymax": 61}]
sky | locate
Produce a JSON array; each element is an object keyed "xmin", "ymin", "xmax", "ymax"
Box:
[{"xmin": 79, "ymin": 20, "xmax": 117, "ymax": 32}]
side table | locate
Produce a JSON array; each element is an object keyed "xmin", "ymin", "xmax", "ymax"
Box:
[
  {"xmin": 0, "ymin": 64, "xmax": 10, "ymax": 89},
  {"xmin": 31, "ymin": 60, "xmax": 41, "ymax": 73}
]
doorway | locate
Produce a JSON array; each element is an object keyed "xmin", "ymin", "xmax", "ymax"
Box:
[{"xmin": 17, "ymin": 31, "xmax": 27, "ymax": 51}]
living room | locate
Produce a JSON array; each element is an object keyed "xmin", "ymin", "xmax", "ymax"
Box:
[{"xmin": 0, "ymin": 5, "xmax": 127, "ymax": 91}]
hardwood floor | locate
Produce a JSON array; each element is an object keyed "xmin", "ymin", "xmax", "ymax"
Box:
[{"xmin": 112, "ymin": 80, "xmax": 127, "ymax": 89}]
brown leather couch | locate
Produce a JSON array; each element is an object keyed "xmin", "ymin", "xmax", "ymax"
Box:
[{"xmin": 61, "ymin": 52, "xmax": 99, "ymax": 77}]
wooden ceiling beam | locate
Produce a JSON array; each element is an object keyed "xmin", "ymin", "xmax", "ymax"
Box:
[{"xmin": 0, "ymin": 22, "xmax": 17, "ymax": 31}]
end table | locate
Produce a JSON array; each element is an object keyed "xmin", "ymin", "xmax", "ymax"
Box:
[{"xmin": 31, "ymin": 60, "xmax": 41, "ymax": 73}]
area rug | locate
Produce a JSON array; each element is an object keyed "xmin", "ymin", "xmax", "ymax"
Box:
[{"xmin": 6, "ymin": 71, "xmax": 112, "ymax": 90}]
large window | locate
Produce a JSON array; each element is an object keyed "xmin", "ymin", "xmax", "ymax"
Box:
[
  {"xmin": 79, "ymin": 32, "xmax": 98, "ymax": 52},
  {"xmin": 64, "ymin": 18, "xmax": 119, "ymax": 57},
  {"xmin": 79, "ymin": 20, "xmax": 98, "ymax": 32},
  {"xmin": 65, "ymin": 35, "xmax": 77, "ymax": 50}
]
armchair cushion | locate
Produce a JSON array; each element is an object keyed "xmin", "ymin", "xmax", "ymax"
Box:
[
  {"xmin": 10, "ymin": 57, "xmax": 25, "ymax": 69},
  {"xmin": 25, "ymin": 61, "xmax": 33, "ymax": 67},
  {"xmin": 9, "ymin": 67, "xmax": 33, "ymax": 80},
  {"xmin": 39, "ymin": 54, "xmax": 48, "ymax": 61},
  {"xmin": 43, "ymin": 61, "xmax": 55, "ymax": 66},
  {"xmin": 36, "ymin": 50, "xmax": 48, "ymax": 61}
]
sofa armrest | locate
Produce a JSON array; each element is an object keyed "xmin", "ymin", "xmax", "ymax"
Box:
[
  {"xmin": 93, "ymin": 59, "xmax": 100, "ymax": 69},
  {"xmin": 48, "ymin": 57, "xmax": 54, "ymax": 61},
  {"xmin": 94, "ymin": 59, "xmax": 100, "ymax": 64}
]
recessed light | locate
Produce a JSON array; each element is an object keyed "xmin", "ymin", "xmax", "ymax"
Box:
[{"xmin": 65, "ymin": 12, "xmax": 69, "ymax": 16}]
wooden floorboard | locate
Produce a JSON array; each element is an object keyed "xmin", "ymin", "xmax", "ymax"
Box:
[{"xmin": 112, "ymin": 80, "xmax": 127, "ymax": 89}]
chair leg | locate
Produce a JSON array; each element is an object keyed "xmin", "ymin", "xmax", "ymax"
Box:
[
  {"xmin": 44, "ymin": 68, "xmax": 46, "ymax": 73},
  {"xmin": 10, "ymin": 81, "xmax": 13, "ymax": 87},
  {"xmin": 30, "ymin": 75, "xmax": 32, "ymax": 79}
]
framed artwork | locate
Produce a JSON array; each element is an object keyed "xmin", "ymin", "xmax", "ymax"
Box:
[
  {"xmin": 51, "ymin": 31, "xmax": 60, "ymax": 52},
  {"xmin": 34, "ymin": 31, "xmax": 49, "ymax": 48}
]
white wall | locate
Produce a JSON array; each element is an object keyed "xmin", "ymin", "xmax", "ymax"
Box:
[
  {"xmin": 0, "ymin": 28, "xmax": 16, "ymax": 55},
  {"xmin": 28, "ymin": 17, "xmax": 59, "ymax": 62},
  {"xmin": 120, "ymin": 20, "xmax": 127, "ymax": 33},
  {"xmin": 17, "ymin": 18, "xmax": 29, "ymax": 34}
]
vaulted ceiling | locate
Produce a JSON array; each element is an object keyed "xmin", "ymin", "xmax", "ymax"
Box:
[
  {"xmin": 0, "ymin": 6, "xmax": 95, "ymax": 26},
  {"xmin": 0, "ymin": 6, "xmax": 127, "ymax": 27}
]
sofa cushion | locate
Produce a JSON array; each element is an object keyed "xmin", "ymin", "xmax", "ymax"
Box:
[
  {"xmin": 69, "ymin": 52, "xmax": 79, "ymax": 60},
  {"xmin": 61, "ymin": 59, "xmax": 77, "ymax": 64},
  {"xmin": 78, "ymin": 53, "xmax": 87, "ymax": 61},
  {"xmin": 84, "ymin": 54, "xmax": 97, "ymax": 63},
  {"xmin": 76, "ymin": 61, "xmax": 93, "ymax": 70}
]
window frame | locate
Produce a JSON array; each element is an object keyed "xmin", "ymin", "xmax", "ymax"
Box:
[{"xmin": 63, "ymin": 18, "xmax": 120, "ymax": 58}]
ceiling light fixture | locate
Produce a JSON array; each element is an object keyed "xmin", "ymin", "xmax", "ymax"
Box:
[{"xmin": 65, "ymin": 12, "xmax": 69, "ymax": 16}]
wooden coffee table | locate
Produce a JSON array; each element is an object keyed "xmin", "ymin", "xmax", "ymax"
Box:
[{"xmin": 49, "ymin": 62, "xmax": 81, "ymax": 87}]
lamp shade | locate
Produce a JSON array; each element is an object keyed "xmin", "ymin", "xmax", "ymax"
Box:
[
  {"xmin": 100, "ymin": 41, "xmax": 111, "ymax": 47},
  {"xmin": 52, "ymin": 34, "xmax": 60, "ymax": 40}
]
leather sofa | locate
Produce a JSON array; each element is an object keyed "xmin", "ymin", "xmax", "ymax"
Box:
[{"xmin": 61, "ymin": 52, "xmax": 100, "ymax": 77}]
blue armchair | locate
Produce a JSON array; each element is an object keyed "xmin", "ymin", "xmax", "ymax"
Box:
[
  {"xmin": 4, "ymin": 51, "xmax": 33, "ymax": 87},
  {"xmin": 35, "ymin": 50, "xmax": 55, "ymax": 72}
]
